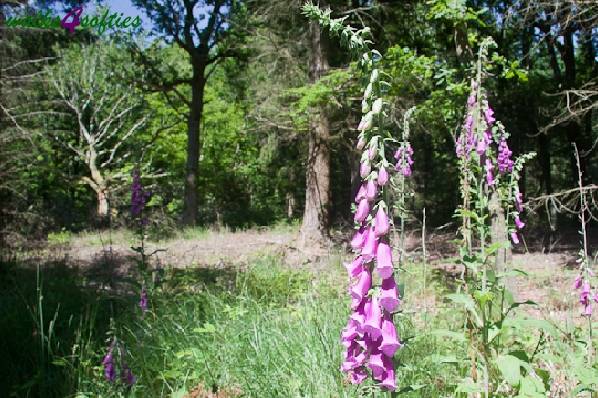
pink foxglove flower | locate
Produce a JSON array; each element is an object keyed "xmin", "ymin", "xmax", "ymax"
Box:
[
  {"xmin": 378, "ymin": 166, "xmax": 389, "ymax": 186},
  {"xmin": 581, "ymin": 281, "xmax": 592, "ymax": 316},
  {"xmin": 355, "ymin": 184, "xmax": 367, "ymax": 202},
  {"xmin": 344, "ymin": 256, "xmax": 365, "ymax": 278},
  {"xmin": 510, "ymin": 231, "xmax": 519, "ymax": 244},
  {"xmin": 574, "ymin": 275, "xmax": 583, "ymax": 289},
  {"xmin": 366, "ymin": 180, "xmax": 377, "ymax": 201},
  {"xmin": 374, "ymin": 207, "xmax": 390, "ymax": 236},
  {"xmin": 363, "ymin": 296, "xmax": 382, "ymax": 339},
  {"xmin": 379, "ymin": 317, "xmax": 401, "ymax": 357},
  {"xmin": 350, "ymin": 229, "xmax": 366, "ymax": 251},
  {"xmin": 361, "ymin": 227, "xmax": 378, "ymax": 262},
  {"xmin": 139, "ymin": 287, "xmax": 148, "ymax": 313},
  {"xmin": 484, "ymin": 106, "xmax": 495, "ymax": 126},
  {"xmin": 348, "ymin": 368, "xmax": 368, "ymax": 384},
  {"xmin": 357, "ymin": 136, "xmax": 366, "ymax": 150},
  {"xmin": 376, "ymin": 242, "xmax": 394, "ymax": 279},
  {"xmin": 514, "ymin": 216, "xmax": 525, "ymax": 230},
  {"xmin": 360, "ymin": 161, "xmax": 371, "ymax": 178},
  {"xmin": 102, "ymin": 344, "xmax": 116, "ymax": 382},
  {"xmin": 354, "ymin": 199, "xmax": 369, "ymax": 223},
  {"xmin": 379, "ymin": 357, "xmax": 397, "ymax": 391},
  {"xmin": 497, "ymin": 138, "xmax": 514, "ymax": 173},
  {"xmin": 379, "ymin": 277, "xmax": 400, "ymax": 312},
  {"xmin": 351, "ymin": 269, "xmax": 372, "ymax": 304}
]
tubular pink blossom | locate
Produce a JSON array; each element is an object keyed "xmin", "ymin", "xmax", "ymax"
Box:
[
  {"xmin": 368, "ymin": 144, "xmax": 378, "ymax": 160},
  {"xmin": 350, "ymin": 300, "xmax": 368, "ymax": 327},
  {"xmin": 348, "ymin": 368, "xmax": 368, "ymax": 384},
  {"xmin": 360, "ymin": 161, "xmax": 371, "ymax": 178},
  {"xmin": 351, "ymin": 269, "xmax": 371, "ymax": 304},
  {"xmin": 510, "ymin": 231, "xmax": 519, "ymax": 244},
  {"xmin": 574, "ymin": 275, "xmax": 583, "ymax": 289},
  {"xmin": 366, "ymin": 180, "xmax": 377, "ymax": 201},
  {"xmin": 361, "ymin": 227, "xmax": 378, "ymax": 262},
  {"xmin": 368, "ymin": 349, "xmax": 386, "ymax": 380},
  {"xmin": 484, "ymin": 106, "xmax": 495, "ymax": 125},
  {"xmin": 376, "ymin": 242, "xmax": 394, "ymax": 279},
  {"xmin": 380, "ymin": 357, "xmax": 397, "ymax": 391},
  {"xmin": 374, "ymin": 207, "xmax": 390, "ymax": 236},
  {"xmin": 378, "ymin": 166, "xmax": 389, "ymax": 186},
  {"xmin": 379, "ymin": 277, "xmax": 400, "ymax": 312},
  {"xmin": 514, "ymin": 216, "xmax": 525, "ymax": 230},
  {"xmin": 379, "ymin": 318, "xmax": 401, "ymax": 357},
  {"xmin": 357, "ymin": 136, "xmax": 366, "ymax": 150},
  {"xmin": 363, "ymin": 296, "xmax": 382, "ymax": 339},
  {"xmin": 355, "ymin": 184, "xmax": 367, "ymax": 202},
  {"xmin": 354, "ymin": 199, "xmax": 369, "ymax": 223},
  {"xmin": 351, "ymin": 229, "xmax": 366, "ymax": 251},
  {"xmin": 344, "ymin": 256, "xmax": 365, "ymax": 278}
]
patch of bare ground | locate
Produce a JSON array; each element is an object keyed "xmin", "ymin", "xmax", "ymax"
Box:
[{"xmin": 183, "ymin": 383, "xmax": 242, "ymax": 398}]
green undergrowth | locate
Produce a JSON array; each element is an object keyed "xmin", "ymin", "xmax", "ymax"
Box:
[{"xmin": 2, "ymin": 254, "xmax": 594, "ymax": 397}]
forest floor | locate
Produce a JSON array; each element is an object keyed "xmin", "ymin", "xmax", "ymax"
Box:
[
  {"xmin": 20, "ymin": 226, "xmax": 586, "ymax": 327},
  {"xmin": 3, "ymin": 225, "xmax": 594, "ymax": 396}
]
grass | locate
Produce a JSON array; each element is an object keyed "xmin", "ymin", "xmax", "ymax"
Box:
[{"xmin": 1, "ymin": 244, "xmax": 595, "ymax": 397}]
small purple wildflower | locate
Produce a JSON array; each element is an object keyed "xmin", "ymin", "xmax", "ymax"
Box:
[
  {"xmin": 394, "ymin": 143, "xmax": 414, "ymax": 177},
  {"xmin": 131, "ymin": 169, "xmax": 151, "ymax": 218},
  {"xmin": 497, "ymin": 138, "xmax": 514, "ymax": 173},
  {"xmin": 102, "ymin": 344, "xmax": 116, "ymax": 383},
  {"xmin": 139, "ymin": 286, "xmax": 148, "ymax": 313},
  {"xmin": 120, "ymin": 364, "xmax": 137, "ymax": 386}
]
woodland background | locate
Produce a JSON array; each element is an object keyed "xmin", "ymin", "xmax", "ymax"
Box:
[{"xmin": 1, "ymin": 0, "xmax": 596, "ymax": 248}]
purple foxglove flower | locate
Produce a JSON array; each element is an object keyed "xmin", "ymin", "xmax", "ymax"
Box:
[
  {"xmin": 368, "ymin": 349, "xmax": 386, "ymax": 380},
  {"xmin": 455, "ymin": 141, "xmax": 465, "ymax": 158},
  {"xmin": 102, "ymin": 346, "xmax": 116, "ymax": 382},
  {"xmin": 514, "ymin": 216, "xmax": 525, "ymax": 230},
  {"xmin": 581, "ymin": 282, "xmax": 592, "ymax": 316},
  {"xmin": 351, "ymin": 229, "xmax": 366, "ymax": 251},
  {"xmin": 354, "ymin": 199, "xmax": 369, "ymax": 223},
  {"xmin": 376, "ymin": 242, "xmax": 394, "ymax": 279},
  {"xmin": 378, "ymin": 166, "xmax": 389, "ymax": 186},
  {"xmin": 380, "ymin": 357, "xmax": 397, "ymax": 391},
  {"xmin": 510, "ymin": 231, "xmax": 519, "ymax": 244},
  {"xmin": 355, "ymin": 184, "xmax": 367, "ymax": 202},
  {"xmin": 358, "ymin": 112, "xmax": 373, "ymax": 131},
  {"xmin": 360, "ymin": 161, "xmax": 371, "ymax": 178},
  {"xmin": 476, "ymin": 139, "xmax": 488, "ymax": 155},
  {"xmin": 379, "ymin": 277, "xmax": 400, "ymax": 312},
  {"xmin": 351, "ymin": 269, "xmax": 371, "ymax": 304},
  {"xmin": 131, "ymin": 169, "xmax": 149, "ymax": 218},
  {"xmin": 341, "ymin": 320, "xmax": 360, "ymax": 347},
  {"xmin": 341, "ymin": 341, "xmax": 366, "ymax": 370},
  {"xmin": 484, "ymin": 106, "xmax": 495, "ymax": 126},
  {"xmin": 574, "ymin": 275, "xmax": 583, "ymax": 289},
  {"xmin": 515, "ymin": 190, "xmax": 524, "ymax": 212},
  {"xmin": 368, "ymin": 144, "xmax": 378, "ymax": 160},
  {"xmin": 374, "ymin": 207, "xmax": 390, "ymax": 237},
  {"xmin": 345, "ymin": 256, "xmax": 365, "ymax": 279},
  {"xmin": 350, "ymin": 300, "xmax": 367, "ymax": 326},
  {"xmin": 356, "ymin": 136, "xmax": 366, "ymax": 150},
  {"xmin": 485, "ymin": 158, "xmax": 495, "ymax": 186},
  {"xmin": 467, "ymin": 94, "xmax": 476, "ymax": 107},
  {"xmin": 379, "ymin": 318, "xmax": 401, "ymax": 357},
  {"xmin": 366, "ymin": 179, "xmax": 377, "ymax": 201},
  {"xmin": 121, "ymin": 364, "xmax": 136, "ymax": 386},
  {"xmin": 348, "ymin": 368, "xmax": 368, "ymax": 384},
  {"xmin": 139, "ymin": 287, "xmax": 148, "ymax": 313},
  {"xmin": 498, "ymin": 138, "xmax": 514, "ymax": 173},
  {"xmin": 361, "ymin": 227, "xmax": 378, "ymax": 262},
  {"xmin": 465, "ymin": 115, "xmax": 474, "ymax": 134},
  {"xmin": 363, "ymin": 296, "xmax": 382, "ymax": 339}
]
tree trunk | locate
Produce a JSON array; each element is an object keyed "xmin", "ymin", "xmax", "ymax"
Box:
[
  {"xmin": 86, "ymin": 146, "xmax": 109, "ymax": 219},
  {"xmin": 182, "ymin": 66, "xmax": 206, "ymax": 226},
  {"xmin": 298, "ymin": 16, "xmax": 331, "ymax": 253}
]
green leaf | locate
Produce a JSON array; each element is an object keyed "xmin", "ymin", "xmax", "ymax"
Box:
[
  {"xmin": 455, "ymin": 378, "xmax": 483, "ymax": 393},
  {"xmin": 495, "ymin": 354, "xmax": 522, "ymax": 386}
]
